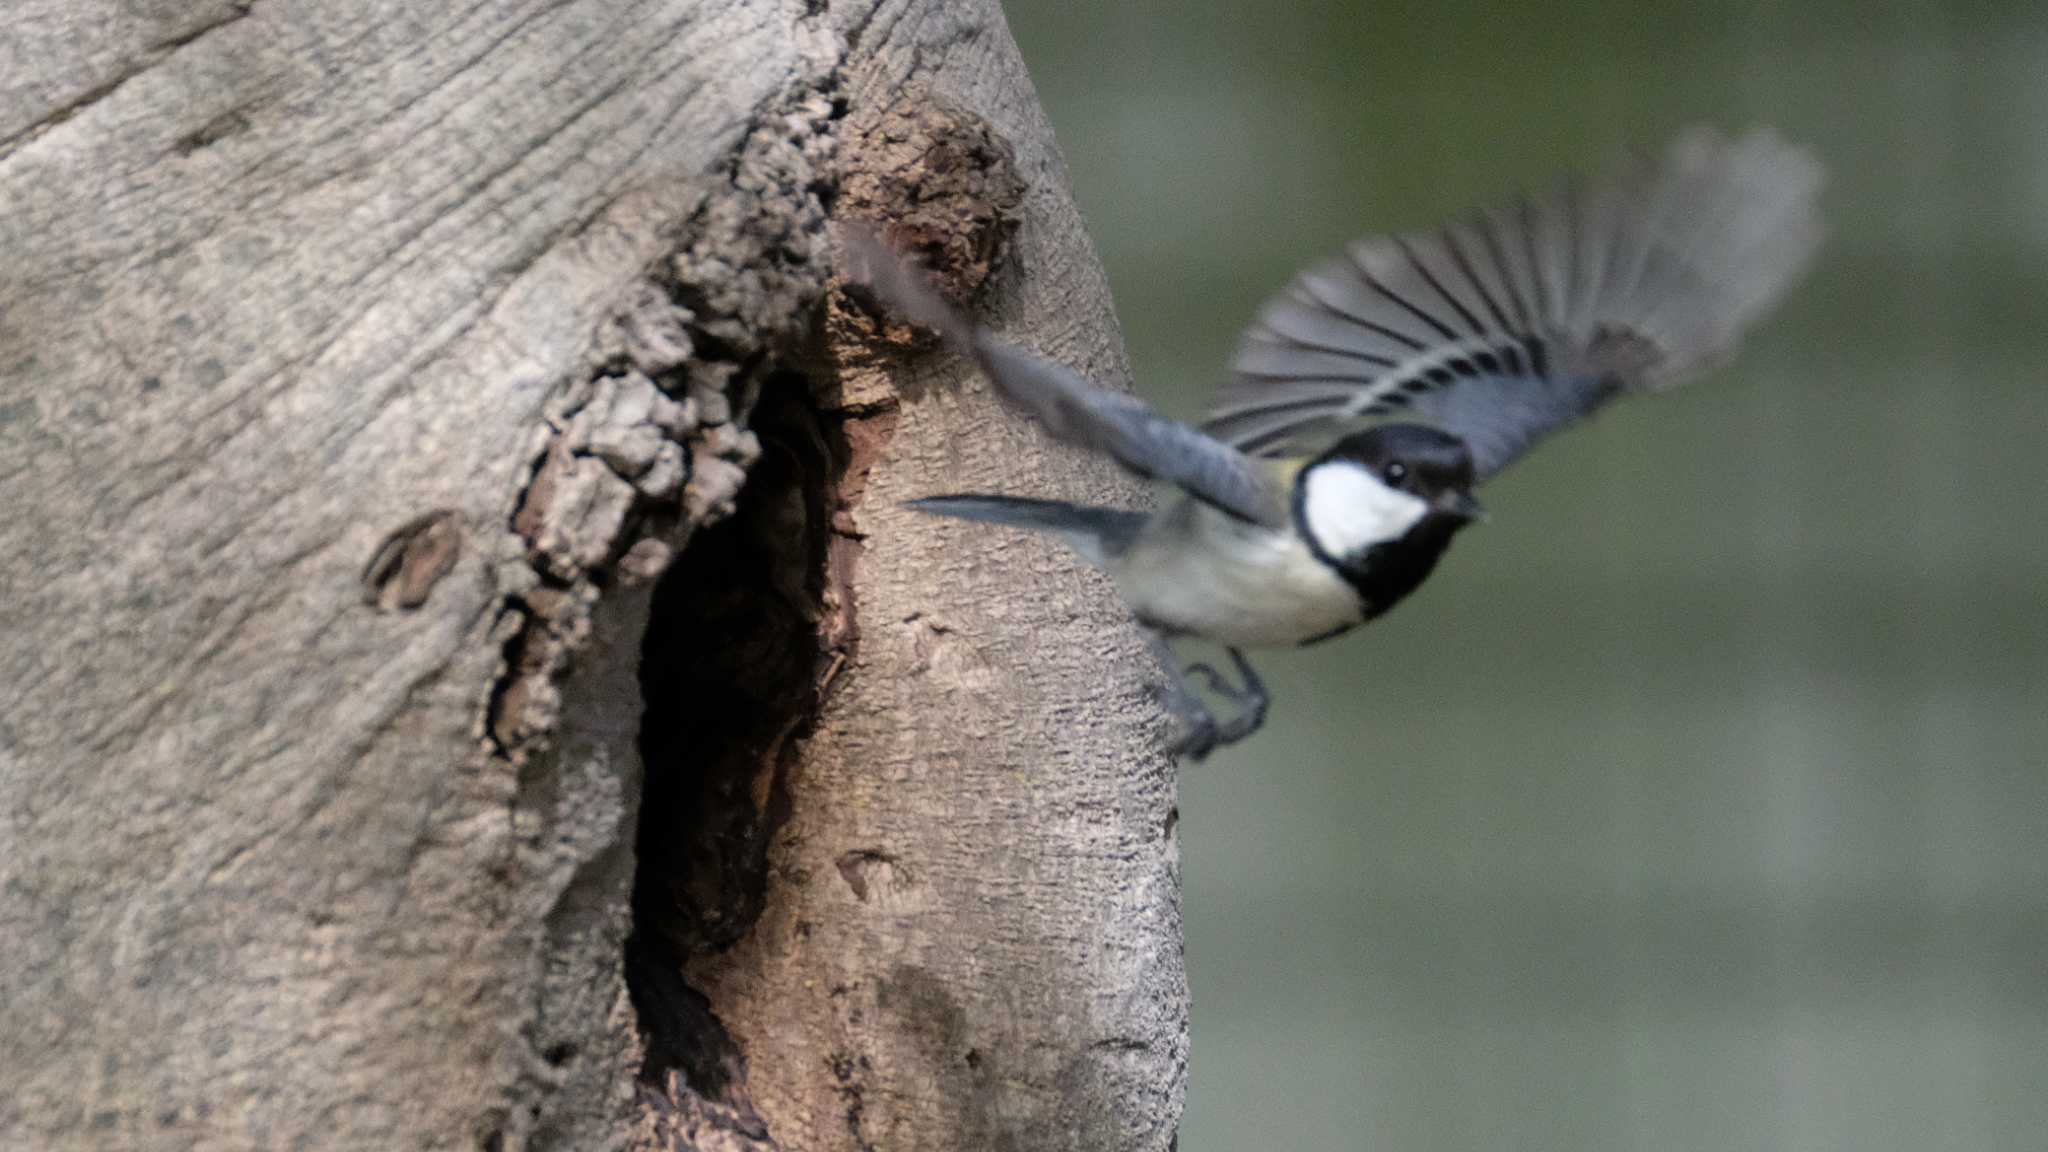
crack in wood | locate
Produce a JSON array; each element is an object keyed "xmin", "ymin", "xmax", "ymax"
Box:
[
  {"xmin": 617, "ymin": 77, "xmax": 1039, "ymax": 1152},
  {"xmin": 477, "ymin": 37, "xmax": 1039, "ymax": 1149},
  {"xmin": 0, "ymin": 3, "xmax": 258, "ymax": 162},
  {"xmin": 478, "ymin": 76, "xmax": 846, "ymax": 1151}
]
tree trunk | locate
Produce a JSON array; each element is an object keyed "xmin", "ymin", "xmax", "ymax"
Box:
[{"xmin": 0, "ymin": 2, "xmax": 1185, "ymax": 1150}]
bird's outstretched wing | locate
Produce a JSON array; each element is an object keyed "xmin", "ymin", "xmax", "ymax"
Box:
[
  {"xmin": 1202, "ymin": 127, "xmax": 1825, "ymax": 481},
  {"xmin": 839, "ymin": 226, "xmax": 1287, "ymax": 526}
]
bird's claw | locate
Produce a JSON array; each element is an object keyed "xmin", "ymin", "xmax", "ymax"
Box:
[
  {"xmin": 1152, "ymin": 679, "xmax": 1220, "ymax": 761},
  {"xmin": 1147, "ymin": 634, "xmax": 1269, "ymax": 761},
  {"xmin": 1211, "ymin": 694, "xmax": 1267, "ymax": 746},
  {"xmin": 1183, "ymin": 662, "xmax": 1233, "ymax": 699},
  {"xmin": 1167, "ymin": 714, "xmax": 1220, "ymax": 762},
  {"xmin": 1165, "ymin": 649, "xmax": 1269, "ymax": 760}
]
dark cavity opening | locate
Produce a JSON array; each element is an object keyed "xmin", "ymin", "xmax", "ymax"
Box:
[{"xmin": 624, "ymin": 371, "xmax": 851, "ymax": 1099}]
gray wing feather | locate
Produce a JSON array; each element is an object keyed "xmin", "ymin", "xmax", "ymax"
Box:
[
  {"xmin": 840, "ymin": 226, "xmax": 1286, "ymax": 526},
  {"xmin": 1204, "ymin": 126, "xmax": 1825, "ymax": 480}
]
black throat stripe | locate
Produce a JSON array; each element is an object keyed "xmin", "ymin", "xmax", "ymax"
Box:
[{"xmin": 1290, "ymin": 474, "xmax": 1465, "ymax": 626}]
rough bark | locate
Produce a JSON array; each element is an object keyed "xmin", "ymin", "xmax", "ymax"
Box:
[{"xmin": 0, "ymin": 2, "xmax": 1184, "ymax": 1150}]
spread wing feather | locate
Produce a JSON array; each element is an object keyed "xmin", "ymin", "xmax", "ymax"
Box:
[
  {"xmin": 839, "ymin": 226, "xmax": 1287, "ymax": 526},
  {"xmin": 1203, "ymin": 127, "xmax": 1825, "ymax": 480}
]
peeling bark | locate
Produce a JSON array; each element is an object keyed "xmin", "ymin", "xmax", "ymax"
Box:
[{"xmin": 0, "ymin": 2, "xmax": 1184, "ymax": 1149}]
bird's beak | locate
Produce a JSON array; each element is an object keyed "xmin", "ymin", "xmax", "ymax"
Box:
[{"xmin": 1438, "ymin": 490, "xmax": 1487, "ymax": 523}]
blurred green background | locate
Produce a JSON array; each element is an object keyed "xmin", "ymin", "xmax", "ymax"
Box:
[{"xmin": 1003, "ymin": 2, "xmax": 2048, "ymax": 1149}]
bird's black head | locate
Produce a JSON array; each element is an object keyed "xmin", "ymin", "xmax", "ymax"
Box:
[
  {"xmin": 1293, "ymin": 421, "xmax": 1483, "ymax": 566},
  {"xmin": 1294, "ymin": 423, "xmax": 1484, "ymax": 621},
  {"xmin": 1324, "ymin": 423, "xmax": 1483, "ymax": 522}
]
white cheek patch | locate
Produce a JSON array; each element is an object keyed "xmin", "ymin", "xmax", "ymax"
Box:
[{"xmin": 1300, "ymin": 461, "xmax": 1429, "ymax": 560}]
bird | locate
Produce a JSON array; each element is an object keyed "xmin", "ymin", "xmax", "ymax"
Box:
[{"xmin": 840, "ymin": 126, "xmax": 1824, "ymax": 759}]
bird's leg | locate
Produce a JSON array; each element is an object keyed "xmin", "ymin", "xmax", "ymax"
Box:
[
  {"xmin": 1183, "ymin": 648, "xmax": 1269, "ymax": 748},
  {"xmin": 1144, "ymin": 629, "xmax": 1221, "ymax": 760},
  {"xmin": 1215, "ymin": 649, "xmax": 1270, "ymax": 744}
]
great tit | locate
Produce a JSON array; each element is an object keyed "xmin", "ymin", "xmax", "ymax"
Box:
[{"xmin": 842, "ymin": 126, "xmax": 1823, "ymax": 759}]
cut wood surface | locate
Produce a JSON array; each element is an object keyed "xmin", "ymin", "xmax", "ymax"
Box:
[{"xmin": 0, "ymin": 1, "xmax": 1185, "ymax": 1149}]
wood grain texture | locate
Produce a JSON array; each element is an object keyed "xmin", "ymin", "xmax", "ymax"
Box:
[{"xmin": 0, "ymin": 0, "xmax": 1186, "ymax": 1148}]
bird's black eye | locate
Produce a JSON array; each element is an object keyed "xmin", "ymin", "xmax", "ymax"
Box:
[{"xmin": 1383, "ymin": 462, "xmax": 1408, "ymax": 485}]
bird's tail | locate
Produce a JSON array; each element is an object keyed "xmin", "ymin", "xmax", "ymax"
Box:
[{"xmin": 905, "ymin": 495, "xmax": 1147, "ymax": 568}]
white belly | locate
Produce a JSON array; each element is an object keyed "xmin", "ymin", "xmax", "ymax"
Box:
[{"xmin": 1112, "ymin": 502, "xmax": 1363, "ymax": 648}]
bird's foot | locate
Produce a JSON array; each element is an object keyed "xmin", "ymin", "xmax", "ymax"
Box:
[
  {"xmin": 1209, "ymin": 698, "xmax": 1267, "ymax": 748},
  {"xmin": 1178, "ymin": 649, "xmax": 1269, "ymax": 754},
  {"xmin": 1183, "ymin": 662, "xmax": 1250, "ymax": 706},
  {"xmin": 1166, "ymin": 711, "xmax": 1221, "ymax": 762},
  {"xmin": 1146, "ymin": 632, "xmax": 1269, "ymax": 761},
  {"xmin": 1152, "ymin": 677, "xmax": 1221, "ymax": 761}
]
